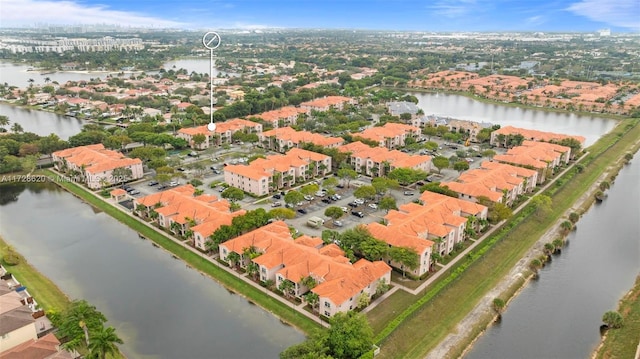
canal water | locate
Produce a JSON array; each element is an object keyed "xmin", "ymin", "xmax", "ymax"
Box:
[
  {"xmin": 412, "ymin": 92, "xmax": 617, "ymax": 147},
  {"xmin": 0, "ymin": 183, "xmax": 304, "ymax": 359},
  {"xmin": 465, "ymin": 156, "xmax": 640, "ymax": 359}
]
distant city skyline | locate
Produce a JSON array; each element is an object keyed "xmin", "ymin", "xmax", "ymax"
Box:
[{"xmin": 2, "ymin": 0, "xmax": 639, "ymax": 32}]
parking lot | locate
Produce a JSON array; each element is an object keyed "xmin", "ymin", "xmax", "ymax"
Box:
[{"xmin": 119, "ymin": 137, "xmax": 507, "ymax": 238}]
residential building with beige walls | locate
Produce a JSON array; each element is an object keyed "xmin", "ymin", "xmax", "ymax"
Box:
[
  {"xmin": 219, "ymin": 221, "xmax": 391, "ymax": 317},
  {"xmin": 133, "ymin": 185, "xmax": 244, "ymax": 251},
  {"xmin": 259, "ymin": 127, "xmax": 344, "ymax": 152},
  {"xmin": 339, "ymin": 141, "xmax": 431, "ymax": 177},
  {"xmin": 355, "ymin": 123, "xmax": 421, "ymax": 149},
  {"xmin": 300, "ymin": 96, "xmax": 356, "ymax": 112},
  {"xmin": 52, "ymin": 144, "xmax": 143, "ymax": 190},
  {"xmin": 224, "ymin": 148, "xmax": 331, "ymax": 196},
  {"xmin": 176, "ymin": 118, "xmax": 262, "ymax": 149}
]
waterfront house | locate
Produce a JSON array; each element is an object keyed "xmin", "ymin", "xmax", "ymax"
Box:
[
  {"xmin": 176, "ymin": 118, "xmax": 262, "ymax": 149},
  {"xmin": 52, "ymin": 144, "xmax": 143, "ymax": 190},
  {"xmin": 355, "ymin": 123, "xmax": 421, "ymax": 149},
  {"xmin": 338, "ymin": 141, "xmax": 431, "ymax": 177},
  {"xmin": 219, "ymin": 221, "xmax": 391, "ymax": 317}
]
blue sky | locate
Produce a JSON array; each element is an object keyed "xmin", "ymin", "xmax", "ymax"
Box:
[{"xmin": 2, "ymin": 0, "xmax": 639, "ymax": 32}]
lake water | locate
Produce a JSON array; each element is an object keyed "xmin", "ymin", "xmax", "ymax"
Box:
[
  {"xmin": 0, "ymin": 103, "xmax": 84, "ymax": 139},
  {"xmin": 412, "ymin": 92, "xmax": 617, "ymax": 146},
  {"xmin": 0, "ymin": 183, "xmax": 305, "ymax": 359},
  {"xmin": 465, "ymin": 156, "xmax": 640, "ymax": 359}
]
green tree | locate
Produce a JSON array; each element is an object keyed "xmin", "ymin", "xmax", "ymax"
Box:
[
  {"xmin": 112, "ymin": 167, "xmax": 133, "ymax": 187},
  {"xmin": 87, "ymin": 326, "xmax": 123, "ymax": 359},
  {"xmin": 226, "ymin": 251, "xmax": 241, "ymax": 268},
  {"xmin": 602, "ymin": 311, "xmax": 623, "ymax": 329},
  {"xmin": 489, "ymin": 202, "xmax": 512, "ymax": 223},
  {"xmin": 322, "ymin": 177, "xmax": 338, "ymax": 189},
  {"xmin": 387, "ymin": 167, "xmax": 427, "ymax": 185},
  {"xmin": 353, "ymin": 185, "xmax": 377, "ymax": 201},
  {"xmin": 389, "ymin": 246, "xmax": 419, "ymax": 277},
  {"xmin": 221, "ymin": 187, "xmax": 245, "ymax": 202},
  {"xmin": 284, "ymin": 190, "xmax": 304, "ymax": 207},
  {"xmin": 300, "ymin": 183, "xmax": 320, "ymax": 196},
  {"xmin": 453, "ymin": 160, "xmax": 469, "ymax": 173},
  {"xmin": 10, "ymin": 122, "xmax": 24, "ymax": 133},
  {"xmin": 492, "ymin": 298, "xmax": 506, "ymax": 314},
  {"xmin": 324, "ymin": 206, "xmax": 344, "ymax": 220},
  {"xmin": 337, "ymin": 167, "xmax": 357, "ymax": 188},
  {"xmin": 325, "ymin": 312, "xmax": 374, "ymax": 359},
  {"xmin": 529, "ymin": 258, "xmax": 542, "ymax": 275},
  {"xmin": 269, "ymin": 208, "xmax": 296, "ymax": 220},
  {"xmin": 371, "ymin": 177, "xmax": 398, "ymax": 196},
  {"xmin": 432, "ymin": 156, "xmax": 450, "ymax": 173},
  {"xmin": 378, "ymin": 196, "xmax": 397, "ymax": 212},
  {"xmin": 531, "ymin": 194, "xmax": 552, "ymax": 220},
  {"xmin": 0, "ymin": 115, "xmax": 9, "ymax": 131},
  {"xmin": 54, "ymin": 300, "xmax": 107, "ymax": 352},
  {"xmin": 192, "ymin": 133, "xmax": 206, "ymax": 148}
]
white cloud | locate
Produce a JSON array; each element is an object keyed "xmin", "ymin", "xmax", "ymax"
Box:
[
  {"xmin": 567, "ymin": 0, "xmax": 640, "ymax": 30},
  {"xmin": 525, "ymin": 15, "xmax": 545, "ymax": 26},
  {"xmin": 427, "ymin": 0, "xmax": 480, "ymax": 18},
  {"xmin": 0, "ymin": 0, "xmax": 184, "ymax": 28}
]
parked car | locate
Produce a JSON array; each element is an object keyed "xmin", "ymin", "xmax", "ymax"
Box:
[
  {"xmin": 297, "ymin": 208, "xmax": 308, "ymax": 215},
  {"xmin": 272, "ymin": 194, "xmax": 282, "ymax": 199},
  {"xmin": 157, "ymin": 185, "xmax": 168, "ymax": 191},
  {"xmin": 129, "ymin": 190, "xmax": 140, "ymax": 195},
  {"xmin": 351, "ymin": 211, "xmax": 365, "ymax": 218},
  {"xmin": 315, "ymin": 190, "xmax": 326, "ymax": 197},
  {"xmin": 368, "ymin": 203, "xmax": 378, "ymax": 210},
  {"xmin": 416, "ymin": 181, "xmax": 425, "ymax": 186},
  {"xmin": 336, "ymin": 184, "xmax": 345, "ymax": 189},
  {"xmin": 332, "ymin": 220, "xmax": 344, "ymax": 227},
  {"xmin": 213, "ymin": 169, "xmax": 221, "ymax": 174},
  {"xmin": 321, "ymin": 198, "xmax": 331, "ymax": 204},
  {"xmin": 303, "ymin": 195, "xmax": 314, "ymax": 201},
  {"xmin": 333, "ymin": 194, "xmax": 342, "ymax": 200},
  {"xmin": 348, "ymin": 202, "xmax": 359, "ymax": 208},
  {"xmin": 271, "ymin": 202, "xmax": 282, "ymax": 207},
  {"xmin": 354, "ymin": 198, "xmax": 365, "ymax": 205},
  {"xmin": 148, "ymin": 181, "xmax": 159, "ymax": 186},
  {"xmin": 340, "ymin": 206, "xmax": 349, "ymax": 213},
  {"xmin": 123, "ymin": 185, "xmax": 132, "ymax": 191},
  {"xmin": 403, "ymin": 191, "xmax": 414, "ymax": 196}
]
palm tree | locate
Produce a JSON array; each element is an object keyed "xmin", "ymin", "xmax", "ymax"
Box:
[
  {"xmin": 226, "ymin": 252, "xmax": 241, "ymax": 269},
  {"xmin": 0, "ymin": 115, "xmax": 9, "ymax": 132},
  {"xmin": 278, "ymin": 279, "xmax": 295, "ymax": 299},
  {"xmin": 88, "ymin": 326, "xmax": 123, "ymax": 359},
  {"xmin": 552, "ymin": 238, "xmax": 564, "ymax": 252},
  {"xmin": 529, "ymin": 258, "xmax": 542, "ymax": 277},
  {"xmin": 304, "ymin": 292, "xmax": 320, "ymax": 314},
  {"xmin": 492, "ymin": 298, "xmax": 505, "ymax": 316},
  {"xmin": 560, "ymin": 220, "xmax": 573, "ymax": 235},
  {"xmin": 246, "ymin": 262, "xmax": 259, "ymax": 281}
]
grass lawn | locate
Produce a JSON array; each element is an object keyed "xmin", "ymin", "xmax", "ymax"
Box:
[
  {"xmin": 370, "ymin": 118, "xmax": 640, "ymax": 359},
  {"xmin": 41, "ymin": 170, "xmax": 321, "ymax": 335},
  {"xmin": 593, "ymin": 275, "xmax": 640, "ymax": 359},
  {"xmin": 0, "ymin": 236, "xmax": 71, "ymax": 312}
]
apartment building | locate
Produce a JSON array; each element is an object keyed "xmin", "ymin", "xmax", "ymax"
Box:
[
  {"xmin": 133, "ymin": 185, "xmax": 244, "ymax": 251},
  {"xmin": 441, "ymin": 160, "xmax": 537, "ymax": 205},
  {"xmin": 260, "ymin": 127, "xmax": 344, "ymax": 152},
  {"xmin": 176, "ymin": 118, "xmax": 263, "ymax": 149},
  {"xmin": 219, "ymin": 221, "xmax": 391, "ymax": 317},
  {"xmin": 493, "ymin": 141, "xmax": 572, "ymax": 183},
  {"xmin": 52, "ymin": 144, "xmax": 143, "ymax": 190},
  {"xmin": 300, "ymin": 96, "xmax": 356, "ymax": 112},
  {"xmin": 224, "ymin": 148, "xmax": 331, "ymax": 196},
  {"xmin": 255, "ymin": 106, "xmax": 308, "ymax": 128},
  {"xmin": 490, "ymin": 125, "xmax": 585, "ymax": 149},
  {"xmin": 355, "ymin": 123, "xmax": 421, "ymax": 149},
  {"xmin": 339, "ymin": 141, "xmax": 431, "ymax": 177}
]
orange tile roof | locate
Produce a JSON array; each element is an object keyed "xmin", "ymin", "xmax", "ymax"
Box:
[
  {"xmin": 110, "ymin": 188, "xmax": 127, "ymax": 196},
  {"xmin": 262, "ymin": 127, "xmax": 344, "ymax": 147},
  {"xmin": 134, "ymin": 185, "xmax": 239, "ymax": 236},
  {"xmin": 339, "ymin": 141, "xmax": 430, "ymax": 170},
  {"xmin": 52, "ymin": 143, "xmax": 142, "ymax": 175},
  {"xmin": 225, "ymin": 148, "xmax": 329, "ymax": 180},
  {"xmin": 494, "ymin": 126, "xmax": 585, "ymax": 145},
  {"xmin": 256, "ymin": 106, "xmax": 308, "ymax": 123},
  {"xmin": 366, "ymin": 222, "xmax": 433, "ymax": 254},
  {"xmin": 480, "ymin": 160, "xmax": 538, "ymax": 178},
  {"xmin": 178, "ymin": 118, "xmax": 260, "ymax": 136},
  {"xmin": 356, "ymin": 123, "xmax": 420, "ymax": 144},
  {"xmin": 300, "ymin": 96, "xmax": 354, "ymax": 109},
  {"xmin": 221, "ymin": 221, "xmax": 390, "ymax": 306},
  {"xmin": 419, "ymin": 191, "xmax": 488, "ymax": 218}
]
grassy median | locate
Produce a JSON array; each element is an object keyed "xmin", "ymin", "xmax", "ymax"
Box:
[
  {"xmin": 369, "ymin": 118, "xmax": 640, "ymax": 358},
  {"xmin": 41, "ymin": 170, "xmax": 321, "ymax": 336},
  {"xmin": 0, "ymin": 235, "xmax": 71, "ymax": 312}
]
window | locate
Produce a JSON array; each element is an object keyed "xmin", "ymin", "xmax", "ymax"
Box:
[
  {"xmin": 324, "ymin": 311, "xmax": 331, "ymax": 317},
  {"xmin": 261, "ymin": 267, "xmax": 266, "ymax": 274},
  {"xmin": 324, "ymin": 302, "xmax": 331, "ymax": 308}
]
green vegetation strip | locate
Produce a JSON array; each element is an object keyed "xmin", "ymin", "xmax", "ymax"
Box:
[
  {"xmin": 0, "ymin": 235, "xmax": 71, "ymax": 312},
  {"xmin": 593, "ymin": 275, "xmax": 640, "ymax": 359},
  {"xmin": 369, "ymin": 118, "xmax": 640, "ymax": 359},
  {"xmin": 41, "ymin": 170, "xmax": 321, "ymax": 335}
]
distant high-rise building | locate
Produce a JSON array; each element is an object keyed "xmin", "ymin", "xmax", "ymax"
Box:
[{"xmin": 598, "ymin": 28, "xmax": 611, "ymax": 37}]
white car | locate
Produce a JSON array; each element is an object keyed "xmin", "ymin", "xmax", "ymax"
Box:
[
  {"xmin": 340, "ymin": 206, "xmax": 349, "ymax": 213},
  {"xmin": 304, "ymin": 195, "xmax": 314, "ymax": 201},
  {"xmin": 354, "ymin": 198, "xmax": 365, "ymax": 205},
  {"xmin": 368, "ymin": 203, "xmax": 378, "ymax": 210},
  {"xmin": 333, "ymin": 194, "xmax": 342, "ymax": 200},
  {"xmin": 169, "ymin": 181, "xmax": 179, "ymax": 187}
]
